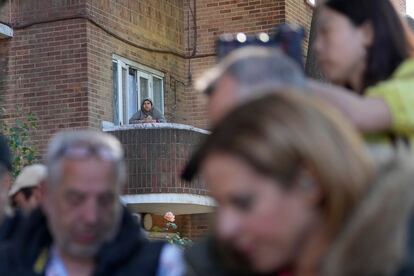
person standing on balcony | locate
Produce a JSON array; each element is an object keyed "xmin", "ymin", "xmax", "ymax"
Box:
[{"xmin": 129, "ymin": 98, "xmax": 166, "ymax": 124}]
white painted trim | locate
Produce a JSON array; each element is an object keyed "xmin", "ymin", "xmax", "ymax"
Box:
[
  {"xmin": 113, "ymin": 54, "xmax": 165, "ymax": 77},
  {"xmin": 121, "ymin": 193, "xmax": 216, "ymax": 207},
  {"xmin": 0, "ymin": 23, "xmax": 13, "ymax": 38},
  {"xmin": 103, "ymin": 122, "xmax": 210, "ymax": 135}
]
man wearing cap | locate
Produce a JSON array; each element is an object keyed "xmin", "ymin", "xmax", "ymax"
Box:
[
  {"xmin": 129, "ymin": 98, "xmax": 166, "ymax": 124},
  {"xmin": 10, "ymin": 164, "xmax": 46, "ymax": 215}
]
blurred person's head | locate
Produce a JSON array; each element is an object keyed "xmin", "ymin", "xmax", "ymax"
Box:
[
  {"xmin": 315, "ymin": 0, "xmax": 414, "ymax": 93},
  {"xmin": 43, "ymin": 130, "xmax": 126, "ymax": 259},
  {"xmin": 0, "ymin": 135, "xmax": 12, "ymax": 221},
  {"xmin": 141, "ymin": 99, "xmax": 153, "ymax": 113},
  {"xmin": 193, "ymin": 91, "xmax": 374, "ymax": 273},
  {"xmin": 195, "ymin": 46, "xmax": 305, "ymax": 126},
  {"xmin": 321, "ymin": 153, "xmax": 414, "ymax": 276},
  {"xmin": 9, "ymin": 164, "xmax": 46, "ymax": 214}
]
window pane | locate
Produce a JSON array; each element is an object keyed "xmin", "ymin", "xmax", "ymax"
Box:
[
  {"xmin": 153, "ymin": 77, "xmax": 163, "ymax": 113},
  {"xmin": 122, "ymin": 67, "xmax": 128, "ymax": 124},
  {"xmin": 139, "ymin": 77, "xmax": 149, "ymax": 104},
  {"xmin": 112, "ymin": 61, "xmax": 119, "ymax": 125},
  {"xmin": 128, "ymin": 69, "xmax": 138, "ymax": 122}
]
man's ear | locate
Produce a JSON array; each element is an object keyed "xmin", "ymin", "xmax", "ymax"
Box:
[{"xmin": 360, "ymin": 21, "xmax": 374, "ymax": 48}]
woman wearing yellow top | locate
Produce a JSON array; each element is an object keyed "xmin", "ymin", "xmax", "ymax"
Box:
[{"xmin": 310, "ymin": 0, "xmax": 414, "ymax": 147}]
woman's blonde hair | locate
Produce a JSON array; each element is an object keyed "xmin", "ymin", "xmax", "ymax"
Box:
[{"xmin": 194, "ymin": 90, "xmax": 375, "ymax": 234}]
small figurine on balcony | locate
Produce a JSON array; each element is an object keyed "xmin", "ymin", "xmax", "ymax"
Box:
[{"xmin": 129, "ymin": 98, "xmax": 166, "ymax": 124}]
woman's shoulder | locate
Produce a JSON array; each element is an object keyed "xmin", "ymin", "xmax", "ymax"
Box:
[
  {"xmin": 367, "ymin": 58, "xmax": 414, "ymax": 93},
  {"xmin": 321, "ymin": 154, "xmax": 414, "ymax": 276},
  {"xmin": 392, "ymin": 58, "xmax": 414, "ymax": 79},
  {"xmin": 366, "ymin": 60, "xmax": 414, "ymax": 96}
]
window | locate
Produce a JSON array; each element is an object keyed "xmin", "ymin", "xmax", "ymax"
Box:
[{"xmin": 112, "ymin": 56, "xmax": 165, "ymax": 125}]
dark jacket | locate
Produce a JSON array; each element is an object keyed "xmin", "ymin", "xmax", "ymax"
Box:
[
  {"xmin": 0, "ymin": 210, "xmax": 24, "ymax": 242},
  {"xmin": 129, "ymin": 108, "xmax": 166, "ymax": 123},
  {"xmin": 185, "ymin": 236, "xmax": 261, "ymax": 276},
  {"xmin": 0, "ymin": 207, "xmax": 164, "ymax": 276},
  {"xmin": 129, "ymin": 98, "xmax": 166, "ymax": 124}
]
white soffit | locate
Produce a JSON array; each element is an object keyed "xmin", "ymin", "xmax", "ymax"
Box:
[{"xmin": 121, "ymin": 193, "xmax": 216, "ymax": 215}]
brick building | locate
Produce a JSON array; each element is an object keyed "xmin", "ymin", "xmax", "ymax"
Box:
[{"xmin": 0, "ymin": 0, "xmax": 407, "ymax": 239}]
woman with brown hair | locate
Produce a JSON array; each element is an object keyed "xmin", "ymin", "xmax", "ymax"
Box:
[{"xmin": 184, "ymin": 91, "xmax": 375, "ymax": 275}]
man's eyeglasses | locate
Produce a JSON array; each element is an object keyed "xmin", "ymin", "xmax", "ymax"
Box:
[{"xmin": 55, "ymin": 144, "xmax": 122, "ymax": 162}]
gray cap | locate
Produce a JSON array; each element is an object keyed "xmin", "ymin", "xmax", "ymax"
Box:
[{"xmin": 9, "ymin": 164, "xmax": 47, "ymax": 197}]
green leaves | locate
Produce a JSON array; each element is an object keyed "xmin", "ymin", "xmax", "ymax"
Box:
[
  {"xmin": 0, "ymin": 107, "xmax": 39, "ymax": 178},
  {"xmin": 166, "ymin": 232, "xmax": 193, "ymax": 248}
]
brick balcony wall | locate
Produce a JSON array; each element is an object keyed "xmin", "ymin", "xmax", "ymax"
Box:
[
  {"xmin": 108, "ymin": 126, "xmax": 207, "ymax": 195},
  {"xmin": 85, "ymin": 0, "xmax": 188, "ymax": 128}
]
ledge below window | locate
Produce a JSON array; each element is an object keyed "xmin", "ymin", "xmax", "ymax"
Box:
[
  {"xmin": 0, "ymin": 23, "xmax": 13, "ymax": 39},
  {"xmin": 102, "ymin": 121, "xmax": 210, "ymax": 135}
]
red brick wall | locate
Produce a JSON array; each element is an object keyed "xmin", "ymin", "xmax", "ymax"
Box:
[
  {"xmin": 0, "ymin": 0, "xmax": 407, "ymax": 149},
  {"xmin": 0, "ymin": 0, "xmax": 90, "ymax": 151},
  {"xmin": 0, "ymin": 0, "xmax": 188, "ymax": 152},
  {"xmin": 175, "ymin": 213, "xmax": 213, "ymax": 240},
  {"xmin": 182, "ymin": 0, "xmax": 288, "ymax": 129},
  {"xmin": 286, "ymin": 0, "xmax": 313, "ymax": 52},
  {"xmin": 85, "ymin": 0, "xmax": 187, "ymax": 127},
  {"xmin": 0, "ymin": 0, "xmax": 11, "ymax": 25},
  {"xmin": 392, "ymin": 0, "xmax": 406, "ymax": 12}
]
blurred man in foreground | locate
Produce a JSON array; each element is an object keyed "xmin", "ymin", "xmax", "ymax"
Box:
[{"xmin": 0, "ymin": 130, "xmax": 184, "ymax": 276}]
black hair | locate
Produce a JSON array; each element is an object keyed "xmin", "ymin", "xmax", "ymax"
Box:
[
  {"xmin": 0, "ymin": 135, "xmax": 12, "ymax": 172},
  {"xmin": 11, "ymin": 187, "xmax": 35, "ymax": 208},
  {"xmin": 324, "ymin": 0, "xmax": 414, "ymax": 92}
]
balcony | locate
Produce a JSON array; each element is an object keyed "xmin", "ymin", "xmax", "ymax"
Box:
[{"xmin": 105, "ymin": 123, "xmax": 215, "ymax": 215}]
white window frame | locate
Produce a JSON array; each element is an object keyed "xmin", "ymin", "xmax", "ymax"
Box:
[
  {"xmin": 113, "ymin": 55, "xmax": 165, "ymax": 125},
  {"xmin": 152, "ymin": 75, "xmax": 165, "ymax": 114},
  {"xmin": 137, "ymin": 71, "xmax": 151, "ymax": 108}
]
